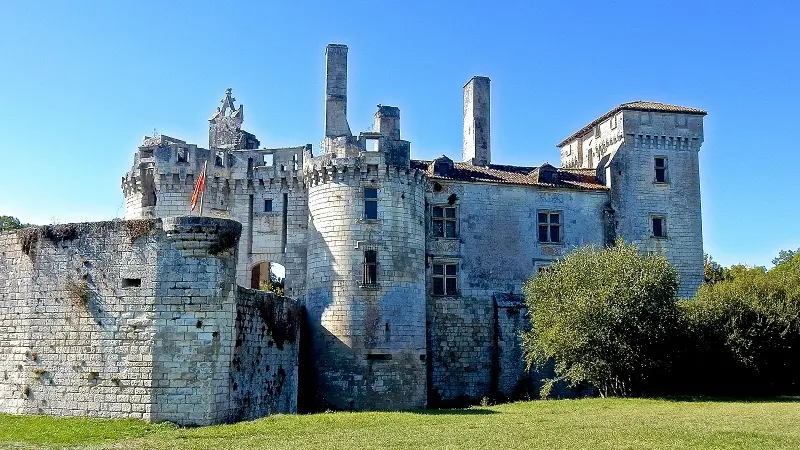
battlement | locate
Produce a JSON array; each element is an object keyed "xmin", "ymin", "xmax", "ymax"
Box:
[{"xmin": 303, "ymin": 152, "xmax": 425, "ymax": 188}]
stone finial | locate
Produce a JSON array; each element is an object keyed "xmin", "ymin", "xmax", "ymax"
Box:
[{"xmin": 210, "ymin": 88, "xmax": 243, "ymax": 121}]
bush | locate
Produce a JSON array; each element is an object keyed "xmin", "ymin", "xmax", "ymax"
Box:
[
  {"xmin": 522, "ymin": 241, "xmax": 680, "ymax": 397},
  {"xmin": 675, "ymin": 253, "xmax": 800, "ymax": 395}
]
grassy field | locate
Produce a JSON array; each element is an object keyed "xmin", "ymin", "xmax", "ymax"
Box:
[{"xmin": 1, "ymin": 398, "xmax": 798, "ymax": 449}]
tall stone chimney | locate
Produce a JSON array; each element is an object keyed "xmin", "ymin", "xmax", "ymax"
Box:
[
  {"xmin": 324, "ymin": 44, "xmax": 351, "ymax": 138},
  {"xmin": 374, "ymin": 104, "xmax": 400, "ymax": 139},
  {"xmin": 462, "ymin": 76, "xmax": 491, "ymax": 166}
]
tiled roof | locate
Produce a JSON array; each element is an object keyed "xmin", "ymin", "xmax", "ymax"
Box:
[
  {"xmin": 411, "ymin": 160, "xmax": 607, "ymax": 191},
  {"xmin": 556, "ymin": 101, "xmax": 707, "ymax": 147}
]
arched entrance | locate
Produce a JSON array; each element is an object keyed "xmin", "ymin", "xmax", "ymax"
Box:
[{"xmin": 250, "ymin": 261, "xmax": 286, "ymax": 296}]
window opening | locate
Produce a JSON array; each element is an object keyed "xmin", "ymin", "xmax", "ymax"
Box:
[
  {"xmin": 652, "ymin": 216, "xmax": 666, "ymax": 238},
  {"xmin": 654, "ymin": 157, "xmax": 667, "ymax": 183},
  {"xmin": 264, "ymin": 199, "xmax": 273, "ymax": 212},
  {"xmin": 215, "ymin": 151, "xmax": 224, "ymax": 167},
  {"xmin": 538, "ymin": 211, "xmax": 561, "ymax": 243},
  {"xmin": 363, "ymin": 250, "xmax": 378, "ymax": 286},
  {"xmin": 263, "ymin": 154, "xmax": 274, "ymax": 166},
  {"xmin": 364, "ymin": 187, "xmax": 378, "ymax": 220},
  {"xmin": 433, "ymin": 263, "xmax": 458, "ymax": 296},
  {"xmin": 292, "ymin": 153, "xmax": 299, "ymax": 170},
  {"xmin": 432, "ymin": 206, "xmax": 457, "ymax": 238},
  {"xmin": 177, "ymin": 148, "xmax": 188, "ymax": 163}
]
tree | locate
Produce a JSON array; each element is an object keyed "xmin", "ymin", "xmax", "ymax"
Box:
[
  {"xmin": 522, "ymin": 241, "xmax": 679, "ymax": 398},
  {"xmin": 0, "ymin": 215, "xmax": 29, "ymax": 232},
  {"xmin": 704, "ymin": 254, "xmax": 730, "ymax": 284},
  {"xmin": 773, "ymin": 248, "xmax": 799, "ymax": 267}
]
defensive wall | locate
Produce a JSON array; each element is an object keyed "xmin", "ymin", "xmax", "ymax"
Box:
[{"xmin": 0, "ymin": 216, "xmax": 300, "ymax": 425}]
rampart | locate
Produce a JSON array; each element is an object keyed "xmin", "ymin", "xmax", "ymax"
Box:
[{"xmin": 0, "ymin": 216, "xmax": 300, "ymax": 425}]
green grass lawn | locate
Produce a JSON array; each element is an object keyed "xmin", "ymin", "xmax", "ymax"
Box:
[{"xmin": 1, "ymin": 398, "xmax": 799, "ymax": 449}]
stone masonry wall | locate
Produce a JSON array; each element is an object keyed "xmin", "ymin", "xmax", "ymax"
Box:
[
  {"xmin": 426, "ymin": 180, "xmax": 609, "ymax": 404},
  {"xmin": 0, "ymin": 220, "xmax": 161, "ymax": 420},
  {"xmin": 0, "ymin": 216, "xmax": 300, "ymax": 425},
  {"xmin": 230, "ymin": 287, "xmax": 300, "ymax": 421}
]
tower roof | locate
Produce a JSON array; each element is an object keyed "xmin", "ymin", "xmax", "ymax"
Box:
[{"xmin": 556, "ymin": 101, "xmax": 707, "ymax": 147}]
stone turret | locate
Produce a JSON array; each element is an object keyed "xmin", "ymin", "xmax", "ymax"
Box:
[{"xmin": 303, "ymin": 45, "xmax": 427, "ymax": 411}]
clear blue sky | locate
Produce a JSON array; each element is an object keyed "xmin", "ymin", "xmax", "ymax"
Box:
[{"xmin": 1, "ymin": 1, "xmax": 798, "ymax": 267}]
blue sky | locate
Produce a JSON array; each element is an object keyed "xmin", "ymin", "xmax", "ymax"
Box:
[{"xmin": 1, "ymin": 1, "xmax": 798, "ymax": 267}]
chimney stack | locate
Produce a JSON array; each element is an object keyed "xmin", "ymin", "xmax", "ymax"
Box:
[
  {"xmin": 462, "ymin": 76, "xmax": 491, "ymax": 166},
  {"xmin": 324, "ymin": 44, "xmax": 351, "ymax": 138}
]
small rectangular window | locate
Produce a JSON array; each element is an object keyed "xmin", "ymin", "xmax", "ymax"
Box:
[
  {"xmin": 594, "ymin": 126, "xmax": 601, "ymax": 138},
  {"xmin": 292, "ymin": 153, "xmax": 299, "ymax": 170},
  {"xmin": 432, "ymin": 206, "xmax": 457, "ymax": 238},
  {"xmin": 363, "ymin": 250, "xmax": 378, "ymax": 286},
  {"xmin": 432, "ymin": 263, "xmax": 458, "ymax": 296},
  {"xmin": 538, "ymin": 211, "xmax": 561, "ymax": 243},
  {"xmin": 364, "ymin": 187, "xmax": 378, "ymax": 220},
  {"xmin": 264, "ymin": 199, "xmax": 273, "ymax": 212},
  {"xmin": 177, "ymin": 148, "xmax": 188, "ymax": 163},
  {"xmin": 654, "ymin": 157, "xmax": 667, "ymax": 183},
  {"xmin": 215, "ymin": 152, "xmax": 225, "ymax": 167},
  {"xmin": 263, "ymin": 154, "xmax": 274, "ymax": 166},
  {"xmin": 652, "ymin": 216, "xmax": 666, "ymax": 238}
]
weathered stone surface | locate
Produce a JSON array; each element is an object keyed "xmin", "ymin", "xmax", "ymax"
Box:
[{"xmin": 0, "ymin": 217, "xmax": 300, "ymax": 425}]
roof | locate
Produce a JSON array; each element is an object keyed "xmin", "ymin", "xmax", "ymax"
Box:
[
  {"xmin": 556, "ymin": 101, "xmax": 707, "ymax": 147},
  {"xmin": 411, "ymin": 160, "xmax": 607, "ymax": 191}
]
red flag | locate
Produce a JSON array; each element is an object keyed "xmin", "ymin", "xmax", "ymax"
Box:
[{"xmin": 190, "ymin": 161, "xmax": 207, "ymax": 212}]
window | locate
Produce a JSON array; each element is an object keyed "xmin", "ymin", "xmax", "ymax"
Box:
[
  {"xmin": 363, "ymin": 250, "xmax": 378, "ymax": 285},
  {"xmin": 215, "ymin": 151, "xmax": 225, "ymax": 167},
  {"xmin": 652, "ymin": 216, "xmax": 666, "ymax": 238},
  {"xmin": 433, "ymin": 263, "xmax": 458, "ymax": 296},
  {"xmin": 610, "ymin": 115, "xmax": 618, "ymax": 129},
  {"xmin": 264, "ymin": 199, "xmax": 273, "ymax": 212},
  {"xmin": 538, "ymin": 211, "xmax": 561, "ymax": 243},
  {"xmin": 177, "ymin": 148, "xmax": 188, "ymax": 163},
  {"xmin": 594, "ymin": 126, "xmax": 601, "ymax": 138},
  {"xmin": 432, "ymin": 206, "xmax": 456, "ymax": 238},
  {"xmin": 292, "ymin": 153, "xmax": 299, "ymax": 170},
  {"xmin": 364, "ymin": 187, "xmax": 378, "ymax": 220},
  {"xmin": 654, "ymin": 157, "xmax": 667, "ymax": 183},
  {"xmin": 537, "ymin": 265, "xmax": 551, "ymax": 274},
  {"xmin": 676, "ymin": 114, "xmax": 688, "ymax": 128},
  {"xmin": 263, "ymin": 154, "xmax": 273, "ymax": 166}
]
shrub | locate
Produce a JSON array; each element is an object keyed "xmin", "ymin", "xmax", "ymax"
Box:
[
  {"xmin": 676, "ymin": 253, "xmax": 800, "ymax": 395},
  {"xmin": 522, "ymin": 241, "xmax": 679, "ymax": 398}
]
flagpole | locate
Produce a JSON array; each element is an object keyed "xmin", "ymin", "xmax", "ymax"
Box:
[{"xmin": 199, "ymin": 160, "xmax": 207, "ymax": 216}]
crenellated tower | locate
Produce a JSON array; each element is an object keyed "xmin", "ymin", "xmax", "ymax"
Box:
[{"xmin": 303, "ymin": 44, "xmax": 427, "ymax": 411}]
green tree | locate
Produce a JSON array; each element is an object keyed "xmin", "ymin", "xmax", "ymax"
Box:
[
  {"xmin": 522, "ymin": 241, "xmax": 679, "ymax": 397},
  {"xmin": 773, "ymin": 248, "xmax": 799, "ymax": 267},
  {"xmin": 679, "ymin": 251, "xmax": 800, "ymax": 395},
  {"xmin": 0, "ymin": 215, "xmax": 30, "ymax": 231},
  {"xmin": 704, "ymin": 253, "xmax": 730, "ymax": 284}
]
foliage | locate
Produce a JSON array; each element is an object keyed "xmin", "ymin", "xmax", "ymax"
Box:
[
  {"xmin": 773, "ymin": 247, "xmax": 799, "ymax": 267},
  {"xmin": 522, "ymin": 241, "xmax": 679, "ymax": 398},
  {"xmin": 703, "ymin": 253, "xmax": 730, "ymax": 284},
  {"xmin": 1, "ymin": 399, "xmax": 799, "ymax": 449},
  {"xmin": 0, "ymin": 215, "xmax": 32, "ymax": 232},
  {"xmin": 676, "ymin": 251, "xmax": 800, "ymax": 395},
  {"xmin": 259, "ymin": 272, "xmax": 285, "ymax": 296}
]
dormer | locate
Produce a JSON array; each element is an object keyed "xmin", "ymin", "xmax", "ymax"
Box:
[
  {"xmin": 432, "ymin": 155, "xmax": 454, "ymax": 176},
  {"xmin": 536, "ymin": 163, "xmax": 558, "ymax": 184}
]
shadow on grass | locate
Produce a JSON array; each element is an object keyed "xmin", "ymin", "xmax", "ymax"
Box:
[
  {"xmin": 410, "ymin": 408, "xmax": 497, "ymax": 416},
  {"xmin": 657, "ymin": 395, "xmax": 800, "ymax": 404}
]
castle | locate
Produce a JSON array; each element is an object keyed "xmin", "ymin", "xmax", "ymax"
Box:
[{"xmin": 0, "ymin": 44, "xmax": 705, "ymax": 424}]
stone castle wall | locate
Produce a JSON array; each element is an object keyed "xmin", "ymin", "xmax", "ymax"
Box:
[
  {"xmin": 425, "ymin": 180, "xmax": 609, "ymax": 404},
  {"xmin": 0, "ymin": 217, "xmax": 301, "ymax": 425},
  {"xmin": 304, "ymin": 154, "xmax": 428, "ymax": 410}
]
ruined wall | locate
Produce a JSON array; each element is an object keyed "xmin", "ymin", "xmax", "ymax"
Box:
[
  {"xmin": 304, "ymin": 151, "xmax": 428, "ymax": 411},
  {"xmin": 0, "ymin": 217, "xmax": 300, "ymax": 425},
  {"xmin": 230, "ymin": 287, "xmax": 300, "ymax": 421},
  {"xmin": 426, "ymin": 180, "xmax": 608, "ymax": 404},
  {"xmin": 0, "ymin": 220, "xmax": 161, "ymax": 420}
]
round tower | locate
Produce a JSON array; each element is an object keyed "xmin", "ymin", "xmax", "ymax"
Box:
[{"xmin": 303, "ymin": 144, "xmax": 427, "ymax": 411}]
